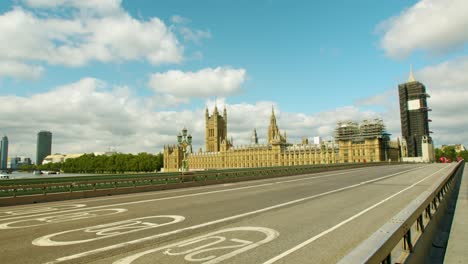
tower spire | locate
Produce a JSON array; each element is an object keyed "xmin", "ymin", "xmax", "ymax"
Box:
[
  {"xmin": 408, "ymin": 64, "xmax": 416, "ymax": 82},
  {"xmin": 214, "ymin": 96, "xmax": 218, "ymax": 113},
  {"xmin": 270, "ymin": 106, "xmax": 277, "ymax": 124},
  {"xmin": 268, "ymin": 106, "xmax": 280, "ymax": 144}
]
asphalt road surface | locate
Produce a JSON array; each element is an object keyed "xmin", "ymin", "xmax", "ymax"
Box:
[{"xmin": 0, "ymin": 163, "xmax": 456, "ymax": 264}]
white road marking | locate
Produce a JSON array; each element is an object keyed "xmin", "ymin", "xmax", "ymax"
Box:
[
  {"xmin": 44, "ymin": 166, "xmax": 429, "ymax": 264},
  {"xmin": 113, "ymin": 227, "xmax": 279, "ymax": 264},
  {"xmin": 1, "ymin": 166, "xmax": 391, "ymax": 222},
  {"xmin": 0, "ymin": 204, "xmax": 86, "ymax": 218},
  {"xmin": 0, "ymin": 208, "xmax": 127, "ymax": 229},
  {"xmin": 261, "ymin": 164, "xmax": 451, "ymax": 264},
  {"xmin": 20, "ymin": 166, "xmax": 376, "ymax": 206},
  {"xmin": 33, "ymin": 215, "xmax": 185, "ymax": 246}
]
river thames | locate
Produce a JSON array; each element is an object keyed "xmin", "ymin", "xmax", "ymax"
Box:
[{"xmin": 1, "ymin": 172, "xmax": 97, "ymax": 179}]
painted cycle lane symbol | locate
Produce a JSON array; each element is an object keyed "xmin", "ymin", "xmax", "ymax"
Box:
[
  {"xmin": 114, "ymin": 226, "xmax": 279, "ymax": 264},
  {"xmin": 0, "ymin": 208, "xmax": 127, "ymax": 229},
  {"xmin": 33, "ymin": 215, "xmax": 185, "ymax": 246},
  {"xmin": 0, "ymin": 204, "xmax": 86, "ymax": 218}
]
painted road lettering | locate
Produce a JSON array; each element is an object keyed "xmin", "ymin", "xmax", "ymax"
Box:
[
  {"xmin": 43, "ymin": 166, "xmax": 433, "ymax": 264},
  {"xmin": 0, "ymin": 208, "xmax": 126, "ymax": 229},
  {"xmin": 164, "ymin": 236, "xmax": 253, "ymax": 262},
  {"xmin": 113, "ymin": 227, "xmax": 279, "ymax": 264},
  {"xmin": 33, "ymin": 215, "xmax": 185, "ymax": 246},
  {"xmin": 1, "ymin": 167, "xmax": 376, "ymax": 223}
]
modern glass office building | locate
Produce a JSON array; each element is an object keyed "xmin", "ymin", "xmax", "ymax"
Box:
[
  {"xmin": 36, "ymin": 131, "xmax": 52, "ymax": 165},
  {"xmin": 0, "ymin": 136, "xmax": 8, "ymax": 170}
]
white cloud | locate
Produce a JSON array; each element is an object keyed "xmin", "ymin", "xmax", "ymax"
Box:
[
  {"xmin": 0, "ymin": 78, "xmax": 199, "ymax": 161},
  {"xmin": 171, "ymin": 15, "xmax": 189, "ymax": 24},
  {"xmin": 0, "ymin": 3, "xmax": 183, "ymax": 72},
  {"xmin": 378, "ymin": 0, "xmax": 468, "ymax": 58},
  {"xmin": 148, "ymin": 67, "xmax": 247, "ymax": 98},
  {"xmin": 416, "ymin": 57, "xmax": 468, "ymax": 146},
  {"xmin": 203, "ymin": 103, "xmax": 388, "ymax": 147},
  {"xmin": 2, "ymin": 78, "xmax": 392, "ymax": 161},
  {"xmin": 0, "ymin": 60, "xmax": 44, "ymax": 79},
  {"xmin": 354, "ymin": 90, "xmax": 395, "ymax": 108},
  {"xmin": 375, "ymin": 0, "xmax": 468, "ymax": 145},
  {"xmin": 418, "ymin": 57, "xmax": 468, "ymax": 89},
  {"xmin": 353, "ymin": 57, "xmax": 468, "ymax": 147},
  {"xmin": 202, "ymin": 98, "xmax": 388, "ymax": 146},
  {"xmin": 178, "ymin": 27, "xmax": 211, "ymax": 44},
  {"xmin": 148, "ymin": 94, "xmax": 190, "ymax": 108},
  {"xmin": 22, "ymin": 0, "xmax": 123, "ymax": 16},
  {"xmin": 170, "ymin": 15, "xmax": 210, "ymax": 44}
]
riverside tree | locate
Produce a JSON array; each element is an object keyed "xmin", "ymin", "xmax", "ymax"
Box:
[{"xmin": 21, "ymin": 152, "xmax": 164, "ymax": 173}]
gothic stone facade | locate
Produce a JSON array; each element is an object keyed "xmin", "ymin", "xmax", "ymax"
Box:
[
  {"xmin": 163, "ymin": 106, "xmax": 399, "ymax": 172},
  {"xmin": 337, "ymin": 138, "xmax": 400, "ymax": 163}
]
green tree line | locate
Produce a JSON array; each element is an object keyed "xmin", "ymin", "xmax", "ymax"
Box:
[
  {"xmin": 21, "ymin": 153, "xmax": 164, "ymax": 173},
  {"xmin": 434, "ymin": 146, "xmax": 468, "ymax": 162}
]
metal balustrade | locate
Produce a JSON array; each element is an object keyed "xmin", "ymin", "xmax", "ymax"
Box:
[
  {"xmin": 338, "ymin": 160, "xmax": 465, "ymax": 264},
  {"xmin": 0, "ymin": 162, "xmax": 389, "ymax": 198}
]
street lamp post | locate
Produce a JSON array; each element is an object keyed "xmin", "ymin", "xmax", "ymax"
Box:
[{"xmin": 177, "ymin": 128, "xmax": 192, "ymax": 173}]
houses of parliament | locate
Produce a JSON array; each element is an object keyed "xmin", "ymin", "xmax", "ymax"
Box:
[{"xmin": 163, "ymin": 105, "xmax": 401, "ymax": 172}]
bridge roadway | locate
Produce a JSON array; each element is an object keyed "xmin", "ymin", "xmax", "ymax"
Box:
[{"xmin": 0, "ymin": 163, "xmax": 455, "ymax": 264}]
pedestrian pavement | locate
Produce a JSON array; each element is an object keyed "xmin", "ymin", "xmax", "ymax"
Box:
[{"xmin": 444, "ymin": 164, "xmax": 468, "ymax": 263}]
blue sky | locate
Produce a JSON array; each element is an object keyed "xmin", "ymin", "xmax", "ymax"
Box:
[
  {"xmin": 1, "ymin": 0, "xmax": 417, "ymax": 112},
  {"xmin": 1, "ymin": 0, "xmax": 468, "ymax": 160}
]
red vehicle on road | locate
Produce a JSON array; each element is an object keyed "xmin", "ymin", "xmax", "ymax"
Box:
[{"xmin": 439, "ymin": 157, "xmax": 451, "ymax": 163}]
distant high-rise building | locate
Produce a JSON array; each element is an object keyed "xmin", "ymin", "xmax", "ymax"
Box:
[
  {"xmin": 0, "ymin": 136, "xmax": 8, "ymax": 170},
  {"xmin": 36, "ymin": 131, "xmax": 52, "ymax": 165},
  {"xmin": 9, "ymin": 157, "xmax": 21, "ymax": 169},
  {"xmin": 398, "ymin": 66, "xmax": 431, "ymax": 157},
  {"xmin": 22, "ymin": 157, "xmax": 32, "ymax": 166}
]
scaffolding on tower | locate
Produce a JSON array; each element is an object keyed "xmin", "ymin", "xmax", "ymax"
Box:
[{"xmin": 334, "ymin": 119, "xmax": 386, "ymax": 142}]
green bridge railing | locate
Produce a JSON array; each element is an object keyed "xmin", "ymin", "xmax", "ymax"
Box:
[{"xmin": 0, "ymin": 162, "xmax": 393, "ymax": 199}]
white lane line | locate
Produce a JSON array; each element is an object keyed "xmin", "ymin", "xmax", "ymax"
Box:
[
  {"xmin": 261, "ymin": 164, "xmax": 451, "ymax": 264},
  {"xmin": 1, "ymin": 167, "xmax": 395, "ymax": 222},
  {"xmin": 5, "ymin": 166, "xmax": 377, "ymax": 208},
  {"xmin": 44, "ymin": 166, "xmax": 428, "ymax": 263}
]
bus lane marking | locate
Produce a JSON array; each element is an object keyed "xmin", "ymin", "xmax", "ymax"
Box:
[
  {"xmin": 113, "ymin": 227, "xmax": 279, "ymax": 264},
  {"xmin": 33, "ymin": 215, "xmax": 185, "ymax": 246},
  {"xmin": 0, "ymin": 208, "xmax": 127, "ymax": 229},
  {"xmin": 44, "ymin": 166, "xmax": 430, "ymax": 264}
]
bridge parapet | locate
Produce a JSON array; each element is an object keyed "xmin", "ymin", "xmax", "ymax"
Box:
[
  {"xmin": 0, "ymin": 162, "xmax": 393, "ymax": 206},
  {"xmin": 444, "ymin": 163, "xmax": 468, "ymax": 263},
  {"xmin": 338, "ymin": 160, "xmax": 464, "ymax": 264}
]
